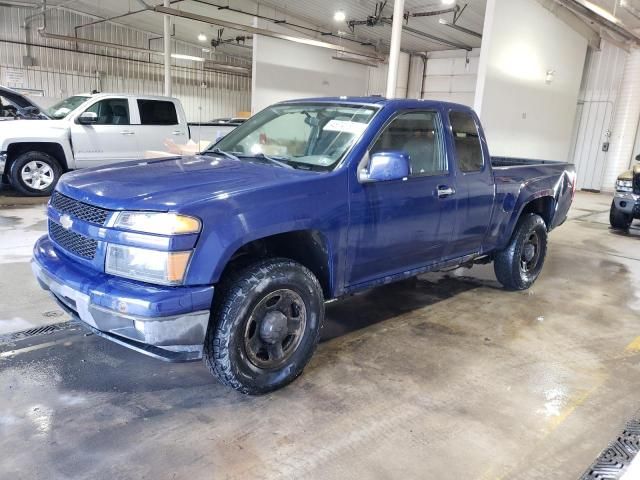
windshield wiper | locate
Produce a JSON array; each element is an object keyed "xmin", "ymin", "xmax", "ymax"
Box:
[
  {"xmin": 208, "ymin": 148, "xmax": 294, "ymax": 169},
  {"xmin": 209, "ymin": 147, "xmax": 240, "ymax": 162},
  {"xmin": 251, "ymin": 153, "xmax": 294, "ymax": 169}
]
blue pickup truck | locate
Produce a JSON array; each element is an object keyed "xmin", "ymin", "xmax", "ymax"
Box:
[{"xmin": 32, "ymin": 97, "xmax": 576, "ymax": 394}]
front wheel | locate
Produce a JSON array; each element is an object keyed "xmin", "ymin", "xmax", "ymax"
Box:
[
  {"xmin": 204, "ymin": 258, "xmax": 324, "ymax": 395},
  {"xmin": 9, "ymin": 151, "xmax": 62, "ymax": 196},
  {"xmin": 609, "ymin": 201, "xmax": 633, "ymax": 230},
  {"xmin": 494, "ymin": 213, "xmax": 548, "ymax": 291}
]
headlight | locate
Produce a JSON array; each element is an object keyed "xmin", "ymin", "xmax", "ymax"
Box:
[
  {"xmin": 616, "ymin": 179, "xmax": 633, "ymax": 192},
  {"xmin": 113, "ymin": 212, "xmax": 201, "ymax": 235},
  {"xmin": 105, "ymin": 244, "xmax": 192, "ymax": 285}
]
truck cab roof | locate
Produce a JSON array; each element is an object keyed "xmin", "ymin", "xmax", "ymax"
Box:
[
  {"xmin": 76, "ymin": 92, "xmax": 180, "ymax": 102},
  {"xmin": 278, "ymin": 96, "xmax": 475, "ymax": 113}
]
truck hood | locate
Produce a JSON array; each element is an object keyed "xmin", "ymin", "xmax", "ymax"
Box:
[
  {"xmin": 0, "ymin": 119, "xmax": 66, "ymax": 137},
  {"xmin": 57, "ymin": 154, "xmax": 317, "ymax": 211},
  {"xmin": 617, "ymin": 163, "xmax": 640, "ymax": 181}
]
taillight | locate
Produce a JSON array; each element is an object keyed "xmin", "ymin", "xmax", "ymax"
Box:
[{"xmin": 569, "ymin": 172, "xmax": 577, "ymax": 200}]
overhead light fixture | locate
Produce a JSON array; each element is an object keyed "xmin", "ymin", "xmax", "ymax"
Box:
[
  {"xmin": 198, "ymin": 33, "xmax": 207, "ymax": 42},
  {"xmin": 334, "ymin": 10, "xmax": 346, "ymax": 22},
  {"xmin": 171, "ymin": 53, "xmax": 205, "ymax": 62},
  {"xmin": 438, "ymin": 17, "xmax": 482, "ymax": 38},
  {"xmin": 332, "ymin": 54, "xmax": 379, "ymax": 67},
  {"xmin": 202, "ymin": 47, "xmax": 211, "ymax": 53},
  {"xmin": 441, "ymin": 0, "xmax": 456, "ymax": 5}
]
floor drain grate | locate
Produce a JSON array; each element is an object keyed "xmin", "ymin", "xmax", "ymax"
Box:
[
  {"xmin": 3, "ymin": 322, "xmax": 71, "ymax": 343},
  {"xmin": 580, "ymin": 417, "xmax": 640, "ymax": 479}
]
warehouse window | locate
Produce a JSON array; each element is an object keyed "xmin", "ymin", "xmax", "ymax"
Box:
[
  {"xmin": 137, "ymin": 100, "xmax": 178, "ymax": 125},
  {"xmin": 371, "ymin": 110, "xmax": 446, "ymax": 177},
  {"xmin": 449, "ymin": 111, "xmax": 483, "ymax": 172},
  {"xmin": 84, "ymin": 98, "xmax": 129, "ymax": 125}
]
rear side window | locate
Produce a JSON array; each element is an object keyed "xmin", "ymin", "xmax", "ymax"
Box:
[
  {"xmin": 449, "ymin": 111, "xmax": 483, "ymax": 173},
  {"xmin": 137, "ymin": 100, "xmax": 178, "ymax": 125}
]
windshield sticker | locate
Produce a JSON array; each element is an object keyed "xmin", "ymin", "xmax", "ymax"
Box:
[{"xmin": 323, "ymin": 119, "xmax": 367, "ymax": 135}]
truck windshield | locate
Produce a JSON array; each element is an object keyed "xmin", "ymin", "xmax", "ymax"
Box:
[
  {"xmin": 209, "ymin": 103, "xmax": 378, "ymax": 171},
  {"xmin": 45, "ymin": 95, "xmax": 90, "ymax": 119}
]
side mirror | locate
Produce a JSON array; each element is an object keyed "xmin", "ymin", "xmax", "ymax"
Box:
[
  {"xmin": 77, "ymin": 111, "xmax": 98, "ymax": 125},
  {"xmin": 359, "ymin": 151, "xmax": 410, "ymax": 183}
]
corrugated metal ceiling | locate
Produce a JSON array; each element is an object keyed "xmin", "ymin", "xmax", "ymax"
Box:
[{"xmin": 27, "ymin": 0, "xmax": 486, "ymax": 57}]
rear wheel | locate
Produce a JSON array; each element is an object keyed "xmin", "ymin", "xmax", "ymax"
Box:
[
  {"xmin": 494, "ymin": 213, "xmax": 548, "ymax": 291},
  {"xmin": 204, "ymin": 258, "xmax": 324, "ymax": 395},
  {"xmin": 9, "ymin": 151, "xmax": 61, "ymax": 196},
  {"xmin": 609, "ymin": 201, "xmax": 633, "ymax": 230}
]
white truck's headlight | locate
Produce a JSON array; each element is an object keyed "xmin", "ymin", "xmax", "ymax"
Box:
[
  {"xmin": 616, "ymin": 179, "xmax": 633, "ymax": 192},
  {"xmin": 114, "ymin": 212, "xmax": 201, "ymax": 235},
  {"xmin": 105, "ymin": 244, "xmax": 192, "ymax": 285}
]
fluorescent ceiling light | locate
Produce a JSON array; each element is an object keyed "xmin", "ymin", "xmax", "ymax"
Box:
[
  {"xmin": 438, "ymin": 18, "xmax": 448, "ymax": 25},
  {"xmin": 441, "ymin": 0, "xmax": 456, "ymax": 5},
  {"xmin": 580, "ymin": 0, "xmax": 621, "ymax": 24},
  {"xmin": 171, "ymin": 53, "xmax": 205, "ymax": 62},
  {"xmin": 334, "ymin": 10, "xmax": 346, "ymax": 22},
  {"xmin": 198, "ymin": 33, "xmax": 207, "ymax": 42}
]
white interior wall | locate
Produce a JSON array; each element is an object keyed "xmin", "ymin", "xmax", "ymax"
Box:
[
  {"xmin": 422, "ymin": 48, "xmax": 480, "ymax": 107},
  {"xmin": 570, "ymin": 40, "xmax": 627, "ymax": 190},
  {"xmin": 0, "ymin": 5, "xmax": 251, "ymax": 121},
  {"xmin": 251, "ymin": 35, "xmax": 410, "ymax": 113},
  {"xmin": 474, "ymin": 0, "xmax": 588, "ymax": 161},
  {"xmin": 365, "ymin": 52, "xmax": 411, "ymax": 98},
  {"xmin": 251, "ymin": 35, "xmax": 370, "ymax": 113}
]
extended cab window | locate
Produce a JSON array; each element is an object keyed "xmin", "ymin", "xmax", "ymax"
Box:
[
  {"xmin": 371, "ymin": 111, "xmax": 446, "ymax": 177},
  {"xmin": 449, "ymin": 111, "xmax": 483, "ymax": 173},
  {"xmin": 84, "ymin": 98, "xmax": 130, "ymax": 125},
  {"xmin": 138, "ymin": 100, "xmax": 178, "ymax": 125}
]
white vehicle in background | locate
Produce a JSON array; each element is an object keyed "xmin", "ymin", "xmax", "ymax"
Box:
[{"xmin": 0, "ymin": 92, "xmax": 221, "ymax": 196}]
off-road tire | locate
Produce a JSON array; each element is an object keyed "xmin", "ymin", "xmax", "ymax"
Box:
[
  {"xmin": 609, "ymin": 201, "xmax": 633, "ymax": 230},
  {"xmin": 9, "ymin": 151, "xmax": 62, "ymax": 196},
  {"xmin": 494, "ymin": 213, "xmax": 548, "ymax": 291},
  {"xmin": 204, "ymin": 258, "xmax": 324, "ymax": 395}
]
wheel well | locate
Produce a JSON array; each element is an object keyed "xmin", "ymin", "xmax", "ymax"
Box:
[
  {"xmin": 520, "ymin": 196, "xmax": 555, "ymax": 229},
  {"xmin": 221, "ymin": 230, "xmax": 332, "ymax": 299},
  {"xmin": 6, "ymin": 143, "xmax": 68, "ymax": 171}
]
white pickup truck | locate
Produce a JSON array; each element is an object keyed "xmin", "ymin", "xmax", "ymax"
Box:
[{"xmin": 0, "ymin": 92, "xmax": 196, "ymax": 196}]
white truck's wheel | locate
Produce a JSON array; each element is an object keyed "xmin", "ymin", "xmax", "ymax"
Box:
[{"xmin": 9, "ymin": 151, "xmax": 62, "ymax": 196}]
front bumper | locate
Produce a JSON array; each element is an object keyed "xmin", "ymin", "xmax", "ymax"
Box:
[
  {"xmin": 613, "ymin": 191, "xmax": 640, "ymax": 216},
  {"xmin": 32, "ymin": 235, "xmax": 214, "ymax": 362}
]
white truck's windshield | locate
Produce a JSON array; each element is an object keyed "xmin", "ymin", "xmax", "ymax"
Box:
[
  {"xmin": 45, "ymin": 95, "xmax": 90, "ymax": 119},
  {"xmin": 211, "ymin": 103, "xmax": 378, "ymax": 171}
]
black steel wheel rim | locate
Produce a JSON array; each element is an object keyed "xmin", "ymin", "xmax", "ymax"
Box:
[
  {"xmin": 243, "ymin": 289, "xmax": 307, "ymax": 369},
  {"xmin": 520, "ymin": 230, "xmax": 541, "ymax": 274}
]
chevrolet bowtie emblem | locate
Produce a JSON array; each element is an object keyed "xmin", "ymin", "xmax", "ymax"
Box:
[{"xmin": 60, "ymin": 214, "xmax": 73, "ymax": 230}]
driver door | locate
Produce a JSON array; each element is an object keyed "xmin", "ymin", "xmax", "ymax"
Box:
[
  {"xmin": 346, "ymin": 109, "xmax": 458, "ymax": 287},
  {"xmin": 70, "ymin": 97, "xmax": 139, "ymax": 168}
]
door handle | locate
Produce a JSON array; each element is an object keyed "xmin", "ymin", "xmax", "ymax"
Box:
[
  {"xmin": 172, "ymin": 130, "xmax": 184, "ymax": 135},
  {"xmin": 437, "ymin": 185, "xmax": 455, "ymax": 198},
  {"xmin": 120, "ymin": 130, "xmax": 135, "ymax": 135}
]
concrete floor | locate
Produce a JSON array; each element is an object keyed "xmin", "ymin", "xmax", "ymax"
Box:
[{"xmin": 1, "ymin": 191, "xmax": 639, "ymax": 480}]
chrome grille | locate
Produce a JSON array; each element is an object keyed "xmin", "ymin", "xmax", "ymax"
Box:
[
  {"xmin": 50, "ymin": 192, "xmax": 110, "ymax": 226},
  {"xmin": 48, "ymin": 220, "xmax": 98, "ymax": 260}
]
